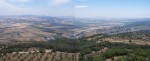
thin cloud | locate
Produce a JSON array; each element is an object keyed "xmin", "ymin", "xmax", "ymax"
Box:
[
  {"xmin": 75, "ymin": 5, "xmax": 88, "ymax": 8},
  {"xmin": 0, "ymin": 0, "xmax": 73, "ymax": 16},
  {"xmin": 0, "ymin": 0, "xmax": 20, "ymax": 10},
  {"xmin": 6, "ymin": 0, "xmax": 31, "ymax": 3},
  {"xmin": 49, "ymin": 0, "xmax": 71, "ymax": 5}
]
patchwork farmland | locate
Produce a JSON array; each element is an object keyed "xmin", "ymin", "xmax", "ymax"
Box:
[{"xmin": 0, "ymin": 52, "xmax": 79, "ymax": 61}]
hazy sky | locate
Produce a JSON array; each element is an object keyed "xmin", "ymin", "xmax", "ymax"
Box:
[{"xmin": 0, "ymin": 0, "xmax": 150, "ymax": 18}]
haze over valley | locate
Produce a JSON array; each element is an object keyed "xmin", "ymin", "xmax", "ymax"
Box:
[{"xmin": 1, "ymin": 15, "xmax": 150, "ymax": 43}]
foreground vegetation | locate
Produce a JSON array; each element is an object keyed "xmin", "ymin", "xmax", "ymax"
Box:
[
  {"xmin": 0, "ymin": 38, "xmax": 150, "ymax": 61},
  {"xmin": 85, "ymin": 47, "xmax": 150, "ymax": 61},
  {"xmin": 0, "ymin": 52, "xmax": 78, "ymax": 61},
  {"xmin": 79, "ymin": 41, "xmax": 150, "ymax": 61}
]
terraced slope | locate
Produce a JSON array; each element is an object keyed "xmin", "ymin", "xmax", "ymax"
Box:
[{"xmin": 0, "ymin": 52, "xmax": 79, "ymax": 61}]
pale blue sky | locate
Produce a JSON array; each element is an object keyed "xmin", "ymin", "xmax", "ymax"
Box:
[{"xmin": 0, "ymin": 0, "xmax": 150, "ymax": 18}]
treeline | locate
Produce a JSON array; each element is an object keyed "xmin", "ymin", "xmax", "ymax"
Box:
[
  {"xmin": 86, "ymin": 49, "xmax": 150, "ymax": 61},
  {"xmin": 0, "ymin": 38, "xmax": 98, "ymax": 55},
  {"xmin": 110, "ymin": 30, "xmax": 150, "ymax": 40},
  {"xmin": 81, "ymin": 42, "xmax": 150, "ymax": 61},
  {"xmin": 84, "ymin": 30, "xmax": 150, "ymax": 41}
]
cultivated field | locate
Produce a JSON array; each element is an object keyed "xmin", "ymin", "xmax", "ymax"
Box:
[{"xmin": 0, "ymin": 52, "xmax": 79, "ymax": 61}]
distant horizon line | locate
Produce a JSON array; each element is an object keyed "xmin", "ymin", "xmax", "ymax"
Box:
[{"xmin": 0, "ymin": 15, "xmax": 150, "ymax": 19}]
